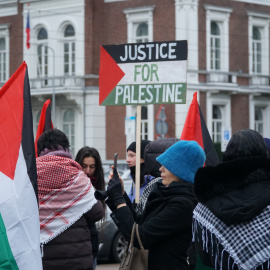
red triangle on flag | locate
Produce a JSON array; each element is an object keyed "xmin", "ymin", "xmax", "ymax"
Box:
[
  {"xmin": 181, "ymin": 92, "xmax": 203, "ymax": 149},
  {"xmin": 99, "ymin": 46, "xmax": 125, "ymax": 105},
  {"xmin": 0, "ymin": 63, "xmax": 26, "ymax": 180}
]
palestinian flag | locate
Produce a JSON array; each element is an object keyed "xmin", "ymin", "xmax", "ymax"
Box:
[
  {"xmin": 180, "ymin": 92, "xmax": 220, "ymax": 166},
  {"xmin": 0, "ymin": 62, "xmax": 42, "ymax": 269},
  {"xmin": 35, "ymin": 99, "xmax": 53, "ymax": 157}
]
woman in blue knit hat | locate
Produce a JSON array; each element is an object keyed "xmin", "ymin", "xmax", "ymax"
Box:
[{"xmin": 106, "ymin": 140, "xmax": 206, "ymax": 270}]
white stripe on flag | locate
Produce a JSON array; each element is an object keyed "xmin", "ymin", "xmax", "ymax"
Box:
[
  {"xmin": 118, "ymin": 60, "xmax": 187, "ymax": 85},
  {"xmin": 0, "ymin": 146, "xmax": 42, "ymax": 269}
]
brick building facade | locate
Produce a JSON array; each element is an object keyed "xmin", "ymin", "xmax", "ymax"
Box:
[{"xmin": 0, "ymin": 0, "xmax": 270, "ymax": 165}]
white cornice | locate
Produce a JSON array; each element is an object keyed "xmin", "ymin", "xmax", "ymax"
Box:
[
  {"xmin": 247, "ymin": 10, "xmax": 270, "ymax": 19},
  {"xmin": 233, "ymin": 0, "xmax": 270, "ymax": 6},
  {"xmin": 123, "ymin": 5, "xmax": 155, "ymax": 15},
  {"xmin": 204, "ymin": 5, "xmax": 233, "ymax": 14}
]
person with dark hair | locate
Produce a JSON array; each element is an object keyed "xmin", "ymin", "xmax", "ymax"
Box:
[
  {"xmin": 75, "ymin": 146, "xmax": 105, "ymax": 270},
  {"xmin": 37, "ymin": 129, "xmax": 104, "ymax": 270},
  {"xmin": 126, "ymin": 140, "xmax": 152, "ymax": 202},
  {"xmin": 193, "ymin": 129, "xmax": 270, "ymax": 269},
  {"xmin": 75, "ymin": 147, "xmax": 105, "ymax": 192},
  {"xmin": 106, "ymin": 140, "xmax": 205, "ymax": 270}
]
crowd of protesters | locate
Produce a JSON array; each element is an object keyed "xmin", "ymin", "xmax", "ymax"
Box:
[{"xmin": 35, "ymin": 127, "xmax": 270, "ymax": 270}]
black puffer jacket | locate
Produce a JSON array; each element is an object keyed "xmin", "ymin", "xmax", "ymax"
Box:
[
  {"xmin": 112, "ymin": 180, "xmax": 197, "ymax": 270},
  {"xmin": 193, "ymin": 157, "xmax": 270, "ymax": 269},
  {"xmin": 42, "ymin": 201, "xmax": 103, "ymax": 270}
]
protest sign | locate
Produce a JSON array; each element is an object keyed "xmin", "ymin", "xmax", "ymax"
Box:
[{"xmin": 99, "ymin": 40, "xmax": 187, "ymax": 106}]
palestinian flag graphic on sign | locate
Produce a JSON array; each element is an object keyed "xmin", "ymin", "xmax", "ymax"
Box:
[
  {"xmin": 0, "ymin": 62, "xmax": 42, "ymax": 269},
  {"xmin": 99, "ymin": 40, "xmax": 188, "ymax": 106}
]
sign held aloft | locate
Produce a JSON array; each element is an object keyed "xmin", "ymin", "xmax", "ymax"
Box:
[{"xmin": 99, "ymin": 40, "xmax": 187, "ymax": 106}]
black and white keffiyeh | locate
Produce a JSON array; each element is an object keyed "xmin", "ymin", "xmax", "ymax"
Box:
[
  {"xmin": 193, "ymin": 203, "xmax": 270, "ymax": 270},
  {"xmin": 136, "ymin": 177, "xmax": 161, "ymax": 215}
]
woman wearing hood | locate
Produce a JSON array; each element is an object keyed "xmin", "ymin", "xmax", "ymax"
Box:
[
  {"xmin": 193, "ymin": 129, "xmax": 270, "ymax": 269},
  {"xmin": 126, "ymin": 140, "xmax": 152, "ymax": 203}
]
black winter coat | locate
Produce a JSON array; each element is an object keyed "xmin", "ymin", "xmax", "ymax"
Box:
[
  {"xmin": 42, "ymin": 201, "xmax": 104, "ymax": 270},
  {"xmin": 193, "ymin": 157, "xmax": 270, "ymax": 270},
  {"xmin": 111, "ymin": 180, "xmax": 197, "ymax": 270}
]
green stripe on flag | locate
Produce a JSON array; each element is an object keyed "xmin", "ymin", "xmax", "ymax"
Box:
[
  {"xmin": 101, "ymin": 83, "xmax": 187, "ymax": 106},
  {"xmin": 0, "ymin": 213, "xmax": 19, "ymax": 270}
]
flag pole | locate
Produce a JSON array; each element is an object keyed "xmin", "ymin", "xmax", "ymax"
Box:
[{"xmin": 135, "ymin": 105, "xmax": 141, "ymax": 203}]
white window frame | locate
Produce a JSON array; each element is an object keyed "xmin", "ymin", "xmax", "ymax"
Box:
[
  {"xmin": 63, "ymin": 108, "xmax": 75, "ymax": 155},
  {"xmin": 254, "ymin": 107, "xmax": 264, "ymax": 135},
  {"xmin": 36, "ymin": 27, "xmax": 48, "ymax": 81},
  {"xmin": 210, "ymin": 22, "xmax": 221, "ymax": 71},
  {"xmin": 63, "ymin": 24, "xmax": 75, "ymax": 76},
  {"xmin": 0, "ymin": 24, "xmax": 9, "ymax": 83},
  {"xmin": 206, "ymin": 92, "xmax": 231, "ymax": 143},
  {"xmin": 123, "ymin": 6, "xmax": 155, "ymax": 145},
  {"xmin": 205, "ymin": 5, "xmax": 232, "ymax": 72},
  {"xmin": 249, "ymin": 96, "xmax": 270, "ymax": 137},
  {"xmin": 252, "ymin": 26, "xmax": 262, "ymax": 74},
  {"xmin": 123, "ymin": 6, "xmax": 154, "ymax": 44},
  {"xmin": 212, "ymin": 105, "xmax": 223, "ymax": 143},
  {"xmin": 33, "ymin": 110, "xmax": 41, "ymax": 139},
  {"xmin": 248, "ymin": 12, "xmax": 269, "ymax": 76}
]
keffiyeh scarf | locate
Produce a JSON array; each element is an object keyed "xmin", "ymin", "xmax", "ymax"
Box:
[
  {"xmin": 193, "ymin": 203, "xmax": 270, "ymax": 269},
  {"xmin": 37, "ymin": 149, "xmax": 97, "ymax": 245}
]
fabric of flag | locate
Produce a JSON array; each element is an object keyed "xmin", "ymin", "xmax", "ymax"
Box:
[
  {"xmin": 35, "ymin": 99, "xmax": 54, "ymax": 157},
  {"xmin": 0, "ymin": 62, "xmax": 42, "ymax": 269},
  {"xmin": 180, "ymin": 92, "xmax": 220, "ymax": 166},
  {"xmin": 26, "ymin": 11, "xmax": 30, "ymax": 49}
]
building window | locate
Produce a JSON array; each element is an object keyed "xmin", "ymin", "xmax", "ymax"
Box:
[
  {"xmin": 248, "ymin": 12, "xmax": 269, "ymax": 76},
  {"xmin": 141, "ymin": 106, "xmax": 148, "ymax": 140},
  {"xmin": 210, "ymin": 22, "xmax": 221, "ymax": 70},
  {"xmin": 212, "ymin": 105, "xmax": 222, "ymax": 143},
  {"xmin": 63, "ymin": 108, "xmax": 75, "ymax": 154},
  {"xmin": 0, "ymin": 37, "xmax": 6, "ymax": 82},
  {"xmin": 33, "ymin": 110, "xmax": 41, "ymax": 138},
  {"xmin": 134, "ymin": 22, "xmax": 148, "ymax": 43},
  {"xmin": 254, "ymin": 107, "xmax": 263, "ymax": 135},
  {"xmin": 0, "ymin": 25, "xmax": 9, "ymax": 83},
  {"xmin": 252, "ymin": 27, "xmax": 262, "ymax": 74},
  {"xmin": 123, "ymin": 6, "xmax": 154, "ymax": 43},
  {"xmin": 205, "ymin": 5, "xmax": 232, "ymax": 72},
  {"xmin": 37, "ymin": 28, "xmax": 48, "ymax": 82},
  {"xmin": 63, "ymin": 24, "xmax": 75, "ymax": 76}
]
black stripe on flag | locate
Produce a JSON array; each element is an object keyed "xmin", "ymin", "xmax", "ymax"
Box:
[
  {"xmin": 44, "ymin": 102, "xmax": 52, "ymax": 131},
  {"xmin": 199, "ymin": 105, "xmax": 220, "ymax": 166},
  {"xmin": 22, "ymin": 67, "xmax": 38, "ymax": 200},
  {"xmin": 103, "ymin": 40, "xmax": 187, "ymax": 64}
]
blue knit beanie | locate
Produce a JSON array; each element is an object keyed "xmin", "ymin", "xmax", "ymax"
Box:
[{"xmin": 156, "ymin": 140, "xmax": 206, "ymax": 183}]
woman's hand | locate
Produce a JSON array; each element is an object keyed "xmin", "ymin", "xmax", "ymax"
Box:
[
  {"xmin": 107, "ymin": 167, "xmax": 126, "ymax": 207},
  {"xmin": 108, "ymin": 166, "xmax": 125, "ymax": 194}
]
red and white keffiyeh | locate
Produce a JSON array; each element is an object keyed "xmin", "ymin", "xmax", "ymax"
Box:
[{"xmin": 37, "ymin": 154, "xmax": 97, "ymax": 244}]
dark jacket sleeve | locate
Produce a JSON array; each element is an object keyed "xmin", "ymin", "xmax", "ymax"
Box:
[
  {"xmin": 84, "ymin": 200, "xmax": 104, "ymax": 224},
  {"xmin": 111, "ymin": 197, "xmax": 194, "ymax": 250}
]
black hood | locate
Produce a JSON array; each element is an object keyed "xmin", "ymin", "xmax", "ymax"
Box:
[{"xmin": 194, "ymin": 157, "xmax": 270, "ymax": 225}]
